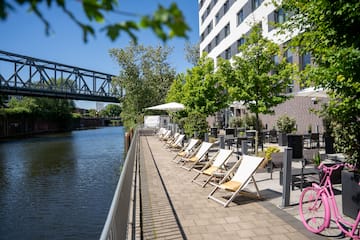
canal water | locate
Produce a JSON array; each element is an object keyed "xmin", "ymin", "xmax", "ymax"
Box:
[{"xmin": 0, "ymin": 127, "xmax": 125, "ymax": 239}]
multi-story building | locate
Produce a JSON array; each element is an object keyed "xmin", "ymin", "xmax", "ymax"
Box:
[{"xmin": 198, "ymin": 0, "xmax": 326, "ymax": 134}]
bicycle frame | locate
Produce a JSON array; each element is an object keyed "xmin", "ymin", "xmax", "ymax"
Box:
[{"xmin": 312, "ymin": 164, "xmax": 360, "ymax": 239}]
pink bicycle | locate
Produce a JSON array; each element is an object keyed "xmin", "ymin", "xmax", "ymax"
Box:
[{"xmin": 299, "ymin": 163, "xmax": 360, "ymax": 239}]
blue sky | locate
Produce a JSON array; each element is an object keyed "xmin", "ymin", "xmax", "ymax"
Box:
[{"xmin": 0, "ymin": 1, "xmax": 199, "ymax": 109}]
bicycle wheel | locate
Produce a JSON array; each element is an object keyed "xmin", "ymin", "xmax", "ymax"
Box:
[{"xmin": 299, "ymin": 186, "xmax": 330, "ymax": 233}]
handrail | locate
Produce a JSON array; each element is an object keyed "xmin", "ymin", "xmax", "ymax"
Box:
[{"xmin": 99, "ymin": 129, "xmax": 139, "ymax": 240}]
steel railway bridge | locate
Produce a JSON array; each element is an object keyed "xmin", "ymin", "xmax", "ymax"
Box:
[{"xmin": 0, "ymin": 50, "xmax": 121, "ymax": 103}]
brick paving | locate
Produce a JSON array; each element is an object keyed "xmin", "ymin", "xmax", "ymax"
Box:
[{"xmin": 137, "ymin": 135, "xmax": 346, "ymax": 239}]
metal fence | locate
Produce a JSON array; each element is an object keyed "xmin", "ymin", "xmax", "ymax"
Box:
[{"xmin": 99, "ymin": 129, "xmax": 139, "ymax": 240}]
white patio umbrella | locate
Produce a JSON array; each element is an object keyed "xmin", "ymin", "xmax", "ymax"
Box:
[
  {"xmin": 295, "ymin": 87, "xmax": 328, "ymax": 98},
  {"xmin": 145, "ymin": 102, "xmax": 185, "ymax": 111}
]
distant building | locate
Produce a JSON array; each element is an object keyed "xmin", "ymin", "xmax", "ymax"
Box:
[
  {"xmin": 96, "ymin": 102, "xmax": 105, "ymax": 112},
  {"xmin": 198, "ymin": 0, "xmax": 325, "ymax": 133}
]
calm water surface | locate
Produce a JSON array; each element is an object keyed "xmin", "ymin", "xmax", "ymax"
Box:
[{"xmin": 0, "ymin": 127, "xmax": 125, "ymax": 239}]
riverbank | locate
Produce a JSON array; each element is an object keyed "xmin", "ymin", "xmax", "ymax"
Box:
[{"xmin": 0, "ymin": 116, "xmax": 121, "ymax": 140}]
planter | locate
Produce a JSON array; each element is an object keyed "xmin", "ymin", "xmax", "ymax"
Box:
[
  {"xmin": 287, "ymin": 134, "xmax": 303, "ymax": 159},
  {"xmin": 342, "ymin": 170, "xmax": 360, "ymax": 219},
  {"xmin": 278, "ymin": 133, "xmax": 288, "ymax": 146},
  {"xmin": 324, "ymin": 133, "xmax": 335, "ymax": 154},
  {"xmin": 319, "ymin": 162, "xmax": 343, "ymax": 184},
  {"xmin": 210, "ymin": 127, "xmax": 218, "ymax": 138}
]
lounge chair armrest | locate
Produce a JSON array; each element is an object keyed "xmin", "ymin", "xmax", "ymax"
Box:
[{"xmin": 218, "ymin": 159, "xmax": 242, "ymax": 184}]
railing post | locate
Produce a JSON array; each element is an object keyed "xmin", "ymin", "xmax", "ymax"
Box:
[
  {"xmin": 241, "ymin": 140, "xmax": 248, "ymax": 155},
  {"xmin": 125, "ymin": 132, "xmax": 131, "ymax": 153},
  {"xmin": 204, "ymin": 132, "xmax": 209, "ymax": 142},
  {"xmin": 219, "ymin": 135, "xmax": 225, "ymax": 149},
  {"xmin": 282, "ymin": 147, "xmax": 292, "ymax": 207}
]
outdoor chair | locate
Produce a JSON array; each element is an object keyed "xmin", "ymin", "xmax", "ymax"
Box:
[
  {"xmin": 192, "ymin": 149, "xmax": 233, "ymax": 187},
  {"xmin": 208, "ymin": 155, "xmax": 265, "ymax": 207},
  {"xmin": 172, "ymin": 138, "xmax": 200, "ymax": 162},
  {"xmin": 304, "ymin": 133, "xmax": 320, "ymax": 149},
  {"xmin": 159, "ymin": 130, "xmax": 171, "ymax": 141},
  {"xmin": 179, "ymin": 141, "xmax": 213, "ymax": 171},
  {"xmin": 156, "ymin": 127, "xmax": 166, "ymax": 137},
  {"xmin": 164, "ymin": 132, "xmax": 179, "ymax": 145},
  {"xmin": 269, "ymin": 129, "xmax": 278, "ymax": 143},
  {"xmin": 165, "ymin": 134, "xmax": 185, "ymax": 150}
]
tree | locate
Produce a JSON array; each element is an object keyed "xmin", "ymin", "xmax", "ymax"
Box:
[
  {"xmin": 184, "ymin": 41, "xmax": 200, "ymax": 66},
  {"xmin": 226, "ymin": 25, "xmax": 296, "ymax": 154},
  {"xmin": 1, "ymin": 1, "xmax": 190, "ymax": 43},
  {"xmin": 7, "ymin": 97, "xmax": 39, "ymax": 114},
  {"xmin": 99, "ymin": 104, "xmax": 122, "ymax": 117},
  {"xmin": 6, "ymin": 96, "xmax": 75, "ymax": 122},
  {"xmin": 279, "ymin": 0, "xmax": 360, "ymax": 167},
  {"xmin": 166, "ymin": 73, "xmax": 185, "ymax": 103},
  {"xmin": 182, "ymin": 55, "xmax": 229, "ymax": 117},
  {"xmin": 110, "ymin": 43, "xmax": 175, "ymax": 130},
  {"xmin": 165, "ymin": 73, "xmax": 187, "ymax": 128},
  {"xmin": 169, "ymin": 55, "xmax": 230, "ymax": 137},
  {"xmin": 88, "ymin": 109, "xmax": 98, "ymax": 117}
]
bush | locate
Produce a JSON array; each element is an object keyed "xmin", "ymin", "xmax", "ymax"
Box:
[
  {"xmin": 276, "ymin": 115, "xmax": 296, "ymax": 133},
  {"xmin": 183, "ymin": 112, "xmax": 208, "ymax": 139},
  {"xmin": 331, "ymin": 120, "xmax": 360, "ymax": 168},
  {"xmin": 260, "ymin": 146, "xmax": 280, "ymax": 168},
  {"xmin": 230, "ymin": 114, "xmax": 263, "ymax": 130},
  {"xmin": 229, "ymin": 116, "xmax": 242, "ymax": 128}
]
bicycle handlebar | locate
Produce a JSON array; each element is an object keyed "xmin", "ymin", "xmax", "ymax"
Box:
[{"xmin": 318, "ymin": 162, "xmax": 354, "ymax": 172}]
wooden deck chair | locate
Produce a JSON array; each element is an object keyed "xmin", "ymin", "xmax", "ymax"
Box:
[
  {"xmin": 179, "ymin": 142, "xmax": 213, "ymax": 171},
  {"xmin": 166, "ymin": 134, "xmax": 185, "ymax": 150},
  {"xmin": 192, "ymin": 149, "xmax": 233, "ymax": 187},
  {"xmin": 172, "ymin": 138, "xmax": 200, "ymax": 162},
  {"xmin": 164, "ymin": 132, "xmax": 179, "ymax": 145},
  {"xmin": 159, "ymin": 130, "xmax": 171, "ymax": 141},
  {"xmin": 157, "ymin": 127, "xmax": 166, "ymax": 137},
  {"xmin": 208, "ymin": 155, "xmax": 265, "ymax": 207}
]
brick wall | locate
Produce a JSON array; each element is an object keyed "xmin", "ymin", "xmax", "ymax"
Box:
[{"xmin": 260, "ymin": 96, "xmax": 329, "ymax": 133}]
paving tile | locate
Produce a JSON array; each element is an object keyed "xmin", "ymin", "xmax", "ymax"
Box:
[{"xmin": 137, "ymin": 135, "xmax": 335, "ymax": 240}]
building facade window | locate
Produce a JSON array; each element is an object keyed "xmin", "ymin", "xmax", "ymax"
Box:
[
  {"xmin": 237, "ymin": 38, "xmax": 245, "ymax": 52},
  {"xmin": 285, "ymin": 48, "xmax": 293, "ymax": 63},
  {"xmin": 215, "ymin": 13, "xmax": 219, "ymax": 24},
  {"xmin": 270, "ymin": 55, "xmax": 280, "ymax": 75},
  {"xmin": 237, "ymin": 9, "xmax": 244, "ymax": 26},
  {"xmin": 199, "ymin": 0, "xmax": 205, "ymax": 10},
  {"xmin": 207, "ymin": 22, "xmax": 213, "ymax": 35},
  {"xmin": 215, "ymin": 34, "xmax": 220, "ymax": 46},
  {"xmin": 275, "ymin": 8, "xmax": 286, "ymax": 23},
  {"xmin": 224, "ymin": 23, "xmax": 230, "ymax": 37},
  {"xmin": 273, "ymin": 55, "xmax": 279, "ymax": 65},
  {"xmin": 225, "ymin": 47, "xmax": 231, "ymax": 59},
  {"xmin": 252, "ymin": 0, "xmax": 261, "ymax": 11},
  {"xmin": 207, "ymin": 42, "xmax": 212, "ymax": 53},
  {"xmin": 300, "ymin": 52, "xmax": 311, "ymax": 70},
  {"xmin": 224, "ymin": 0, "xmax": 229, "ymax": 14}
]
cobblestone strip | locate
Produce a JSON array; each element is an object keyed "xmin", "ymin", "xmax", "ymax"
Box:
[{"xmin": 139, "ymin": 136, "xmax": 185, "ymax": 239}]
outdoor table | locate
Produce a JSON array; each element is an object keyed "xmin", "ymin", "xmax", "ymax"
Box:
[
  {"xmin": 291, "ymin": 167, "xmax": 319, "ymax": 190},
  {"xmin": 303, "ymin": 133, "xmax": 320, "ymax": 148}
]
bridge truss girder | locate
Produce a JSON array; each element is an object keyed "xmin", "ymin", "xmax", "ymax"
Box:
[{"xmin": 0, "ymin": 50, "xmax": 121, "ymax": 103}]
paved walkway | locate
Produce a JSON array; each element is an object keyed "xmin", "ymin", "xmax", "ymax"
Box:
[{"xmin": 137, "ymin": 135, "xmax": 348, "ymax": 240}]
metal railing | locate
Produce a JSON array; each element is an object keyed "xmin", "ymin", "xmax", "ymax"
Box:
[{"xmin": 100, "ymin": 129, "xmax": 139, "ymax": 240}]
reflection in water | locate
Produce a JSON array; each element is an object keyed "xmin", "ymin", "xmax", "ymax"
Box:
[
  {"xmin": 26, "ymin": 133, "xmax": 76, "ymax": 177},
  {"xmin": 0, "ymin": 127, "xmax": 124, "ymax": 240},
  {"xmin": 0, "ymin": 147, "xmax": 8, "ymax": 188}
]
